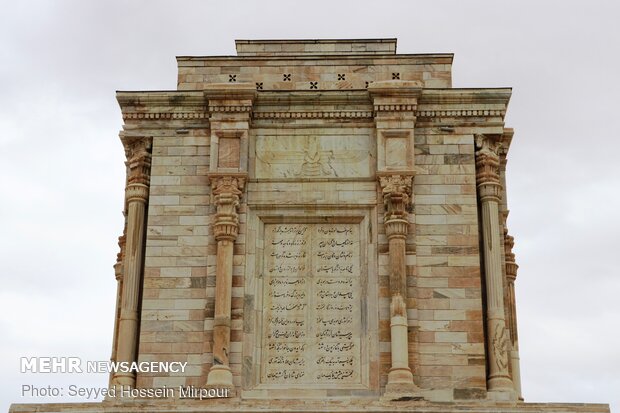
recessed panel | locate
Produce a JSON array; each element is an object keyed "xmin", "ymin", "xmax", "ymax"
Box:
[
  {"xmin": 261, "ymin": 222, "xmax": 362, "ymax": 387},
  {"xmin": 254, "ymin": 133, "xmax": 372, "ymax": 179}
]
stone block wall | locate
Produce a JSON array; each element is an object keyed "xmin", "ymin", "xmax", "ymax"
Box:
[{"xmin": 111, "ymin": 39, "xmax": 516, "ymax": 403}]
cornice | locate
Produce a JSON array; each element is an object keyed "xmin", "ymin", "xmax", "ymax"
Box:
[
  {"xmin": 176, "ymin": 54, "xmax": 454, "ymax": 65},
  {"xmin": 418, "ymin": 88, "xmax": 512, "ymax": 106},
  {"xmin": 116, "ymin": 88, "xmax": 512, "ymax": 121},
  {"xmin": 256, "ymin": 90, "xmax": 371, "ymax": 107},
  {"xmin": 204, "ymin": 83, "xmax": 256, "ymax": 101},
  {"xmin": 117, "ymin": 91, "xmax": 207, "ymax": 121},
  {"xmin": 368, "ymin": 80, "xmax": 422, "ymax": 99},
  {"xmin": 116, "ymin": 91, "xmax": 206, "ymax": 108}
]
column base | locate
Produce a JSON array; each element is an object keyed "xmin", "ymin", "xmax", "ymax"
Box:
[
  {"xmin": 382, "ymin": 368, "xmax": 422, "ymax": 401},
  {"xmin": 205, "ymin": 365, "xmax": 234, "ymax": 391},
  {"xmin": 487, "ymin": 389, "xmax": 518, "ymax": 402},
  {"xmin": 110, "ymin": 372, "xmax": 136, "ymax": 389},
  {"xmin": 487, "ymin": 375, "xmax": 517, "ymax": 401},
  {"xmin": 488, "ymin": 375, "xmax": 514, "ymax": 392}
]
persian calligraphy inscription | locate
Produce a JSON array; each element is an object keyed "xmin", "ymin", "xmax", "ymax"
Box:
[{"xmin": 261, "ymin": 223, "xmax": 362, "ymax": 386}]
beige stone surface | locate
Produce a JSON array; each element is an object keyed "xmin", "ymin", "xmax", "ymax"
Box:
[{"xmin": 9, "ymin": 38, "xmax": 609, "ymax": 413}]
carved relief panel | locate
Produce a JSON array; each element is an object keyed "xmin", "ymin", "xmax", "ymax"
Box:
[{"xmin": 252, "ymin": 129, "xmax": 375, "ymax": 179}]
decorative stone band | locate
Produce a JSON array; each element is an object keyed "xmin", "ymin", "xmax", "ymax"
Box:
[
  {"xmin": 374, "ymin": 104, "xmax": 416, "ymax": 112},
  {"xmin": 213, "ymin": 220, "xmax": 239, "ymax": 242},
  {"xmin": 208, "ymin": 105, "xmax": 253, "ymax": 113},
  {"xmin": 417, "ymin": 109, "xmax": 505, "ymax": 118},
  {"xmin": 120, "ymin": 109, "xmax": 506, "ymax": 121},
  {"xmin": 253, "ymin": 110, "xmax": 373, "ymax": 119},
  {"xmin": 125, "ymin": 184, "xmax": 149, "ymax": 204},
  {"xmin": 477, "ymin": 181, "xmax": 502, "ymax": 203},
  {"xmin": 213, "ymin": 315, "xmax": 232, "ymax": 329},
  {"xmin": 385, "ymin": 218, "xmax": 409, "ymax": 240},
  {"xmin": 122, "ymin": 112, "xmax": 208, "ymax": 120}
]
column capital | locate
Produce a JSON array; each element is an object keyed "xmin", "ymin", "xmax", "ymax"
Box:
[
  {"xmin": 379, "ymin": 172, "xmax": 413, "ymax": 220},
  {"xmin": 499, "ymin": 128, "xmax": 514, "ymax": 169},
  {"xmin": 114, "ymin": 233, "xmax": 126, "ymax": 282},
  {"xmin": 378, "ymin": 173, "xmax": 413, "ymax": 239},
  {"xmin": 378, "ymin": 173, "xmax": 413, "ymax": 199},
  {"xmin": 121, "ymin": 135, "xmax": 152, "ymax": 203},
  {"xmin": 475, "ymin": 134, "xmax": 502, "ymax": 202},
  {"xmin": 504, "ymin": 233, "xmax": 519, "ymax": 283},
  {"xmin": 208, "ymin": 173, "xmax": 246, "ymax": 195},
  {"xmin": 208, "ymin": 173, "xmax": 247, "ymax": 242}
]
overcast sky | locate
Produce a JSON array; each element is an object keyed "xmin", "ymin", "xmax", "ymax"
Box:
[{"xmin": 1, "ymin": 0, "xmax": 618, "ymax": 412}]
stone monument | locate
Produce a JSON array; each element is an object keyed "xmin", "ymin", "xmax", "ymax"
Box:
[{"xmin": 10, "ymin": 38, "xmax": 610, "ymax": 413}]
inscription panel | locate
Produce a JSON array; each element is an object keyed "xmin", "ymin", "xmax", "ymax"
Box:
[{"xmin": 261, "ymin": 223, "xmax": 362, "ymax": 386}]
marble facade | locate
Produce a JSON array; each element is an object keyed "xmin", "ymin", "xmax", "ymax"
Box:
[{"xmin": 10, "ymin": 39, "xmax": 609, "ymax": 413}]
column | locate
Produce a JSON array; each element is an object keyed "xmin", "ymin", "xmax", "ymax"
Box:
[
  {"xmin": 379, "ymin": 174, "xmax": 419, "ymax": 397},
  {"xmin": 369, "ymin": 81, "xmax": 421, "ymax": 399},
  {"xmin": 474, "ymin": 134, "xmax": 514, "ymax": 395},
  {"xmin": 205, "ymin": 174, "xmax": 245, "ymax": 390},
  {"xmin": 111, "ymin": 136, "xmax": 152, "ymax": 388},
  {"xmin": 203, "ymin": 83, "xmax": 254, "ymax": 391},
  {"xmin": 109, "ymin": 229, "xmax": 125, "ymax": 385},
  {"xmin": 504, "ymin": 231, "xmax": 523, "ymax": 399}
]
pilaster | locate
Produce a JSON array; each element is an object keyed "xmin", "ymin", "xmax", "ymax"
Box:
[
  {"xmin": 204, "ymin": 84, "xmax": 255, "ymax": 392},
  {"xmin": 111, "ymin": 135, "xmax": 152, "ymax": 389},
  {"xmin": 205, "ymin": 173, "xmax": 246, "ymax": 391},
  {"xmin": 370, "ymin": 81, "xmax": 421, "ymax": 399},
  {"xmin": 474, "ymin": 134, "xmax": 515, "ymax": 399},
  {"xmin": 109, "ymin": 227, "xmax": 126, "ymax": 385},
  {"xmin": 504, "ymin": 229, "xmax": 523, "ymax": 400}
]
